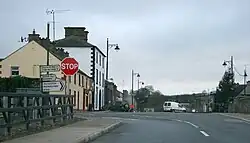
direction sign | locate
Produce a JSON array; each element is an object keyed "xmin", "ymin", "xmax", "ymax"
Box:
[
  {"xmin": 41, "ymin": 74, "xmax": 57, "ymax": 81},
  {"xmin": 42, "ymin": 80, "xmax": 65, "ymax": 92},
  {"xmin": 60, "ymin": 57, "xmax": 79, "ymax": 76},
  {"xmin": 40, "ymin": 65, "xmax": 60, "ymax": 73}
]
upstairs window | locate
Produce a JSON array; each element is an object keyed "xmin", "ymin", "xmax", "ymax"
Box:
[{"xmin": 96, "ymin": 52, "xmax": 98, "ymax": 64}]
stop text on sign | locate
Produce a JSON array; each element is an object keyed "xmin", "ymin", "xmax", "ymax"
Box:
[{"xmin": 61, "ymin": 63, "xmax": 78, "ymax": 70}]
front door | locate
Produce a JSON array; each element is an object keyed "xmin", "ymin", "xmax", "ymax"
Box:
[{"xmin": 99, "ymin": 89, "xmax": 102, "ymax": 110}]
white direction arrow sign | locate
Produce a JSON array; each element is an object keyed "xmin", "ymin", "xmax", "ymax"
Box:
[
  {"xmin": 40, "ymin": 65, "xmax": 60, "ymax": 73},
  {"xmin": 42, "ymin": 80, "xmax": 65, "ymax": 92},
  {"xmin": 42, "ymin": 74, "xmax": 57, "ymax": 81}
]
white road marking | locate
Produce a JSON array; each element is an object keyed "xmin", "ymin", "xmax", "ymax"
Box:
[
  {"xmin": 183, "ymin": 121, "xmax": 199, "ymax": 128},
  {"xmin": 175, "ymin": 119, "xmax": 183, "ymax": 122},
  {"xmin": 101, "ymin": 117, "xmax": 139, "ymax": 121},
  {"xmin": 200, "ymin": 131, "xmax": 209, "ymax": 136}
]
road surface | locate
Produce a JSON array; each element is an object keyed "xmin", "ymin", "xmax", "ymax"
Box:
[{"xmin": 76, "ymin": 112, "xmax": 250, "ymax": 143}]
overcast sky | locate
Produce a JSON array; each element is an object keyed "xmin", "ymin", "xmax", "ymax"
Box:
[{"xmin": 1, "ymin": 0, "xmax": 250, "ymax": 95}]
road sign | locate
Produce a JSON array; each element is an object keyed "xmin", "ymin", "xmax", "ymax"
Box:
[
  {"xmin": 40, "ymin": 65, "xmax": 60, "ymax": 73},
  {"xmin": 42, "ymin": 80, "xmax": 65, "ymax": 92},
  {"xmin": 60, "ymin": 57, "xmax": 79, "ymax": 76},
  {"xmin": 41, "ymin": 74, "xmax": 57, "ymax": 81}
]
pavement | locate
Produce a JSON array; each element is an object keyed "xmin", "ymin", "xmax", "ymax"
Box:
[
  {"xmin": 2, "ymin": 118, "xmax": 122, "ymax": 143},
  {"xmin": 76, "ymin": 112, "xmax": 250, "ymax": 143}
]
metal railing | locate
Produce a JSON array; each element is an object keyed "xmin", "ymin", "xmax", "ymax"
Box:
[{"xmin": 0, "ymin": 92, "xmax": 74, "ymax": 136}]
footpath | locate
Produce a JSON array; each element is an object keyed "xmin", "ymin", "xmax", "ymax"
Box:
[
  {"xmin": 218, "ymin": 113, "xmax": 250, "ymax": 122},
  {"xmin": 3, "ymin": 118, "xmax": 122, "ymax": 143}
]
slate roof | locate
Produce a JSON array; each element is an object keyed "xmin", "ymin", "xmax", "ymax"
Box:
[
  {"xmin": 55, "ymin": 36, "xmax": 95, "ymax": 48},
  {"xmin": 55, "ymin": 36, "xmax": 106, "ymax": 57},
  {"xmin": 233, "ymin": 84, "xmax": 247, "ymax": 97}
]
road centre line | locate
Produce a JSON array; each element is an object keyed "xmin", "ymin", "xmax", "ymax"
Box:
[
  {"xmin": 183, "ymin": 120, "xmax": 199, "ymax": 128},
  {"xmin": 200, "ymin": 131, "xmax": 210, "ymax": 136}
]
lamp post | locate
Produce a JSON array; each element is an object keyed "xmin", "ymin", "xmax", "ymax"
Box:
[
  {"xmin": 243, "ymin": 65, "xmax": 249, "ymax": 96},
  {"xmin": 131, "ymin": 70, "xmax": 140, "ymax": 106},
  {"xmin": 222, "ymin": 56, "xmax": 234, "ymax": 76},
  {"xmin": 106, "ymin": 38, "xmax": 120, "ymax": 80}
]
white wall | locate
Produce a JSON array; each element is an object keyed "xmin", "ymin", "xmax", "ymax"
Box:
[{"xmin": 94, "ymin": 48, "xmax": 105, "ymax": 110}]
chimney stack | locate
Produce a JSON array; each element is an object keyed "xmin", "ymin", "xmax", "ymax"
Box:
[
  {"xmin": 64, "ymin": 27, "xmax": 89, "ymax": 41},
  {"xmin": 28, "ymin": 29, "xmax": 40, "ymax": 43}
]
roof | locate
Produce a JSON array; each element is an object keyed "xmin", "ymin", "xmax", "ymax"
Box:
[
  {"xmin": 78, "ymin": 69, "xmax": 91, "ymax": 79},
  {"xmin": 55, "ymin": 36, "xmax": 95, "ymax": 48},
  {"xmin": 55, "ymin": 36, "xmax": 106, "ymax": 57},
  {"xmin": 1, "ymin": 40, "xmax": 91, "ymax": 78},
  {"xmin": 234, "ymin": 84, "xmax": 246, "ymax": 97}
]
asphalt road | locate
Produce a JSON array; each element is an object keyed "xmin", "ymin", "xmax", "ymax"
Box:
[{"xmin": 75, "ymin": 112, "xmax": 250, "ymax": 143}]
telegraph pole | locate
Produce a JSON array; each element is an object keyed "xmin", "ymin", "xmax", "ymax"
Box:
[
  {"xmin": 47, "ymin": 23, "xmax": 50, "ymax": 67},
  {"xmin": 131, "ymin": 70, "xmax": 134, "ymax": 105}
]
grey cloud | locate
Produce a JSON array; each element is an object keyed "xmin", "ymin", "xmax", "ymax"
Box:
[{"xmin": 1, "ymin": 0, "xmax": 250, "ymax": 94}]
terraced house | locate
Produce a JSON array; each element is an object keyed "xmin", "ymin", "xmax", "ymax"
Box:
[
  {"xmin": 55, "ymin": 27, "xmax": 106, "ymax": 111},
  {"xmin": 0, "ymin": 29, "xmax": 93, "ymax": 111}
]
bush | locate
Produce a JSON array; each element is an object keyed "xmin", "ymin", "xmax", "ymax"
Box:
[{"xmin": 0, "ymin": 76, "xmax": 40, "ymax": 92}]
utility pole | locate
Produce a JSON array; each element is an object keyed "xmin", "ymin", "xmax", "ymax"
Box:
[
  {"xmin": 230, "ymin": 56, "xmax": 234, "ymax": 78},
  {"xmin": 47, "ymin": 23, "xmax": 50, "ymax": 68},
  {"xmin": 244, "ymin": 65, "xmax": 248, "ymax": 96},
  {"xmin": 131, "ymin": 70, "xmax": 134, "ymax": 106},
  {"xmin": 106, "ymin": 38, "xmax": 109, "ymax": 80}
]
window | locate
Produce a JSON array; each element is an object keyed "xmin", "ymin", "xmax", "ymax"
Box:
[
  {"xmin": 78, "ymin": 74, "xmax": 81, "ymax": 86},
  {"xmin": 99, "ymin": 55, "xmax": 101, "ymax": 66},
  {"xmin": 99, "ymin": 71, "xmax": 101, "ymax": 86},
  {"xmin": 96, "ymin": 52, "xmax": 98, "ymax": 64},
  {"xmin": 102, "ymin": 73, "xmax": 104, "ymax": 87},
  {"xmin": 74, "ymin": 74, "xmax": 76, "ymax": 84},
  {"xmin": 82, "ymin": 76, "xmax": 84, "ymax": 87},
  {"xmin": 86, "ymin": 78, "xmax": 88, "ymax": 88},
  {"xmin": 0, "ymin": 71, "xmax": 1, "ymax": 74},
  {"xmin": 11, "ymin": 66, "xmax": 19, "ymax": 76},
  {"xmin": 102, "ymin": 57, "xmax": 104, "ymax": 68},
  {"xmin": 74, "ymin": 91, "xmax": 76, "ymax": 106},
  {"xmin": 95, "ymin": 87, "xmax": 98, "ymax": 108},
  {"xmin": 0, "ymin": 65, "xmax": 2, "ymax": 68},
  {"xmin": 69, "ymin": 89, "xmax": 71, "ymax": 95},
  {"xmin": 96, "ymin": 69, "xmax": 98, "ymax": 84},
  {"xmin": 69, "ymin": 76, "xmax": 71, "ymax": 83}
]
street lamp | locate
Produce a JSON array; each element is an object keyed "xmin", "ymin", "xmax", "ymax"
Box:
[
  {"xmin": 131, "ymin": 70, "xmax": 140, "ymax": 106},
  {"xmin": 222, "ymin": 56, "xmax": 234, "ymax": 75},
  {"xmin": 243, "ymin": 64, "xmax": 249, "ymax": 96},
  {"xmin": 106, "ymin": 38, "xmax": 120, "ymax": 80}
]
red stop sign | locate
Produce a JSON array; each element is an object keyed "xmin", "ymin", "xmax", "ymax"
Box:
[{"xmin": 60, "ymin": 57, "xmax": 79, "ymax": 76}]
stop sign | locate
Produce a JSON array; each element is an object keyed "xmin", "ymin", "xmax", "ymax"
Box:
[{"xmin": 60, "ymin": 57, "xmax": 79, "ymax": 76}]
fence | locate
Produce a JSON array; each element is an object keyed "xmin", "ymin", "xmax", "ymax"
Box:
[
  {"xmin": 228, "ymin": 96, "xmax": 250, "ymax": 113},
  {"xmin": 0, "ymin": 92, "xmax": 74, "ymax": 136}
]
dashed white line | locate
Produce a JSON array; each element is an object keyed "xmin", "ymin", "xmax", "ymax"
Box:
[
  {"xmin": 183, "ymin": 121, "xmax": 199, "ymax": 128},
  {"xmin": 200, "ymin": 131, "xmax": 209, "ymax": 136},
  {"xmin": 175, "ymin": 119, "xmax": 183, "ymax": 122}
]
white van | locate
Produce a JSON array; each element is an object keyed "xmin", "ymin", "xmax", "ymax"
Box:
[{"xmin": 163, "ymin": 101, "xmax": 186, "ymax": 112}]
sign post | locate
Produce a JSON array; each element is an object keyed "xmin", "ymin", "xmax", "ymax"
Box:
[{"xmin": 39, "ymin": 64, "xmax": 61, "ymax": 93}]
